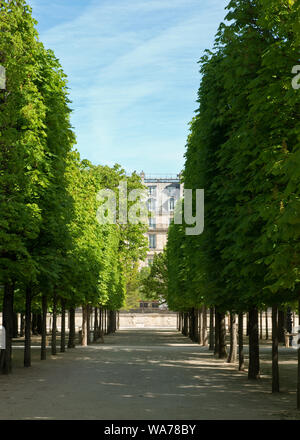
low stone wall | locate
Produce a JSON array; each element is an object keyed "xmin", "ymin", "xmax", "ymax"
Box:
[{"xmin": 119, "ymin": 312, "xmax": 177, "ymax": 329}]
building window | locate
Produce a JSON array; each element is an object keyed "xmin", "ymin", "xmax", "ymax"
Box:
[
  {"xmin": 149, "ymin": 217, "xmax": 156, "ymax": 229},
  {"xmin": 147, "ymin": 198, "xmax": 156, "ymax": 212},
  {"xmin": 169, "ymin": 197, "xmax": 175, "ymax": 211},
  {"xmin": 140, "ymin": 302, "xmax": 148, "ymax": 308},
  {"xmin": 148, "ymin": 186, "xmax": 157, "ymax": 196},
  {"xmin": 149, "ymin": 234, "xmax": 156, "ymax": 249}
]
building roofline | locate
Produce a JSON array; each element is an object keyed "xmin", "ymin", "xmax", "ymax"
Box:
[{"xmin": 140, "ymin": 172, "xmax": 182, "ymax": 183}]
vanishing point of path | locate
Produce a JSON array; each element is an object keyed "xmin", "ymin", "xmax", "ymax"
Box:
[{"xmin": 0, "ymin": 330, "xmax": 298, "ymax": 420}]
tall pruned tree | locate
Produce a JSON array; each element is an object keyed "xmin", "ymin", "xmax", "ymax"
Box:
[{"xmin": 0, "ymin": 0, "xmax": 47, "ymax": 373}]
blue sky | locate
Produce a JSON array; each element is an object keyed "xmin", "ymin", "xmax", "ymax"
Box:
[{"xmin": 28, "ymin": 0, "xmax": 229, "ymax": 174}]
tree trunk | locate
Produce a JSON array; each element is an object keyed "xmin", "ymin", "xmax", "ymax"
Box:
[
  {"xmin": 248, "ymin": 307, "xmax": 260, "ymax": 379},
  {"xmin": 0, "ymin": 283, "xmax": 14, "ymax": 374},
  {"xmin": 278, "ymin": 310, "xmax": 285, "ymax": 344},
  {"xmin": 94, "ymin": 307, "xmax": 99, "ymax": 340},
  {"xmin": 24, "ymin": 286, "xmax": 32, "ymax": 368},
  {"xmin": 246, "ymin": 313, "xmax": 249, "ymax": 336},
  {"xmin": 104, "ymin": 309, "xmax": 107, "ymax": 335},
  {"xmin": 12, "ymin": 312, "xmax": 18, "ymax": 338},
  {"xmin": 68, "ymin": 307, "xmax": 75, "ymax": 348},
  {"xmin": 108, "ymin": 310, "xmax": 116, "ymax": 334},
  {"xmin": 36, "ymin": 314, "xmax": 42, "ymax": 335},
  {"xmin": 297, "ymin": 297, "xmax": 300, "ymax": 409},
  {"xmin": 81, "ymin": 305, "xmax": 88, "ymax": 346},
  {"xmin": 51, "ymin": 292, "xmax": 57, "ymax": 355},
  {"xmin": 99, "ymin": 307, "xmax": 103, "ymax": 335},
  {"xmin": 87, "ymin": 305, "xmax": 91, "ymax": 344},
  {"xmin": 188, "ymin": 309, "xmax": 194, "ymax": 341},
  {"xmin": 218, "ymin": 312, "xmax": 227, "ymax": 359},
  {"xmin": 265, "ymin": 309, "xmax": 269, "ymax": 340},
  {"xmin": 108, "ymin": 310, "xmax": 112, "ymax": 334},
  {"xmin": 192, "ymin": 308, "xmax": 198, "ymax": 342},
  {"xmin": 60, "ymin": 298, "xmax": 66, "ymax": 353},
  {"xmin": 194, "ymin": 309, "xmax": 199, "ymax": 343},
  {"xmin": 31, "ymin": 313, "xmax": 37, "ymax": 335},
  {"xmin": 286, "ymin": 307, "xmax": 293, "ymax": 346},
  {"xmin": 41, "ymin": 295, "xmax": 47, "ymax": 360},
  {"xmin": 183, "ymin": 312, "xmax": 188, "ymax": 336},
  {"xmin": 227, "ymin": 312, "xmax": 237, "ymax": 363},
  {"xmin": 272, "ymin": 306, "xmax": 280, "ymax": 393},
  {"xmin": 199, "ymin": 308, "xmax": 203, "ymax": 345},
  {"xmin": 202, "ymin": 306, "xmax": 208, "ymax": 346},
  {"xmin": 209, "ymin": 307, "xmax": 214, "ymax": 351},
  {"xmin": 214, "ymin": 308, "xmax": 219, "ymax": 356},
  {"xmin": 259, "ymin": 310, "xmax": 263, "ymax": 340},
  {"xmin": 20, "ymin": 313, "xmax": 25, "ymax": 337},
  {"xmin": 238, "ymin": 312, "xmax": 245, "ymax": 371},
  {"xmin": 114, "ymin": 311, "xmax": 117, "ymax": 332},
  {"xmin": 107, "ymin": 310, "xmax": 111, "ymax": 334}
]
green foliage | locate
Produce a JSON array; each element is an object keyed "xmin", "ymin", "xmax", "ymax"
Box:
[
  {"xmin": 65, "ymin": 155, "xmax": 148, "ymax": 311},
  {"xmin": 166, "ymin": 0, "xmax": 300, "ymax": 313},
  {"xmin": 0, "ymin": 0, "xmax": 147, "ymax": 318},
  {"xmin": 141, "ymin": 253, "xmax": 168, "ymax": 304},
  {"xmin": 0, "ymin": 0, "xmax": 47, "ymax": 284},
  {"xmin": 123, "ymin": 264, "xmax": 150, "ymax": 310}
]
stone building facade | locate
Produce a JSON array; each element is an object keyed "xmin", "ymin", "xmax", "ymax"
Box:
[{"xmin": 140, "ymin": 172, "xmax": 183, "ymax": 268}]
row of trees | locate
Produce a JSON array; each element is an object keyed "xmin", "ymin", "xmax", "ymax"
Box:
[
  {"xmin": 144, "ymin": 0, "xmax": 300, "ymax": 408},
  {"xmin": 0, "ymin": 0, "xmax": 147, "ymax": 374}
]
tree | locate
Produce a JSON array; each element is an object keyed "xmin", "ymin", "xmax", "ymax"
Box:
[
  {"xmin": 142, "ymin": 252, "xmax": 168, "ymax": 305},
  {"xmin": 123, "ymin": 264, "xmax": 149, "ymax": 310},
  {"xmin": 0, "ymin": 0, "xmax": 47, "ymax": 373},
  {"xmin": 165, "ymin": 0, "xmax": 300, "ymax": 402}
]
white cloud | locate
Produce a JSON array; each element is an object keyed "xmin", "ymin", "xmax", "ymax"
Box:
[{"xmin": 30, "ymin": 0, "xmax": 228, "ymax": 172}]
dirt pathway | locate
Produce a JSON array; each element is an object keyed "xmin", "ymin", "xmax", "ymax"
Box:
[{"xmin": 0, "ymin": 329, "xmax": 299, "ymax": 420}]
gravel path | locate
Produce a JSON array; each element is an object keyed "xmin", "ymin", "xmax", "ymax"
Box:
[{"xmin": 0, "ymin": 329, "xmax": 299, "ymax": 420}]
